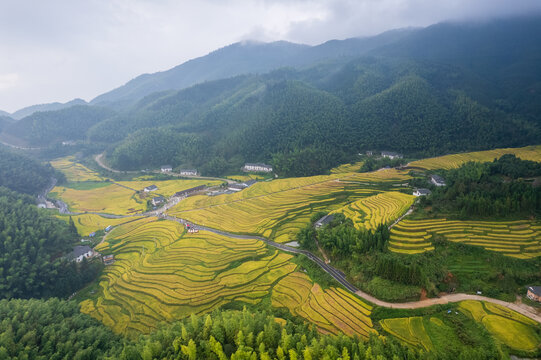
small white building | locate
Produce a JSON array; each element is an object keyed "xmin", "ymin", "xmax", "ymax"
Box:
[
  {"xmin": 243, "ymin": 163, "xmax": 273, "ymax": 172},
  {"xmin": 161, "ymin": 165, "xmax": 173, "ymax": 173},
  {"xmin": 430, "ymin": 174, "xmax": 446, "ymax": 187},
  {"xmin": 413, "ymin": 188, "xmax": 431, "ymax": 197},
  {"xmin": 180, "ymin": 169, "xmax": 198, "ymax": 176},
  {"xmin": 381, "ymin": 151, "xmax": 403, "ymax": 160},
  {"xmin": 68, "ymin": 246, "xmax": 94, "ymax": 263},
  {"xmin": 144, "ymin": 185, "xmax": 158, "ymax": 192}
]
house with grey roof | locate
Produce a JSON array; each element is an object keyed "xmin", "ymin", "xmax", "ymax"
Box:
[
  {"xmin": 413, "ymin": 188, "xmax": 431, "ymax": 196},
  {"xmin": 315, "ymin": 214, "xmax": 334, "ymax": 229},
  {"xmin": 67, "ymin": 245, "xmax": 94, "ymax": 263},
  {"xmin": 243, "ymin": 163, "xmax": 273, "ymax": 172},
  {"xmin": 430, "ymin": 174, "xmax": 446, "ymax": 187}
]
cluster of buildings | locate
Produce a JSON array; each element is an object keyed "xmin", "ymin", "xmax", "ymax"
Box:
[{"xmin": 160, "ymin": 166, "xmax": 199, "ymax": 176}]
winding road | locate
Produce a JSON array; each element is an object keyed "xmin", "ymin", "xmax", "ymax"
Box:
[{"xmin": 41, "ymin": 171, "xmax": 541, "ymax": 324}]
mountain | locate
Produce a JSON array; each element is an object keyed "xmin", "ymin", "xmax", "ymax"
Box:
[
  {"xmin": 90, "ymin": 29, "xmax": 415, "ymax": 107},
  {"xmin": 0, "ymin": 110, "xmax": 11, "ymax": 117},
  {"xmin": 6, "ymin": 15, "xmax": 541, "ymax": 176},
  {"xmin": 11, "ymin": 98, "xmax": 87, "ymax": 120},
  {"xmin": 4, "ymin": 105, "xmax": 114, "ymax": 146},
  {"xmin": 0, "ymin": 115, "xmax": 15, "ymax": 132}
]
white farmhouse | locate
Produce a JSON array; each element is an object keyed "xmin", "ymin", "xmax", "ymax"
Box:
[
  {"xmin": 161, "ymin": 165, "xmax": 173, "ymax": 173},
  {"xmin": 68, "ymin": 246, "xmax": 94, "ymax": 263},
  {"xmin": 243, "ymin": 163, "xmax": 273, "ymax": 173},
  {"xmin": 180, "ymin": 169, "xmax": 198, "ymax": 176},
  {"xmin": 413, "ymin": 188, "xmax": 431, "ymax": 197},
  {"xmin": 381, "ymin": 151, "xmax": 403, "ymax": 160}
]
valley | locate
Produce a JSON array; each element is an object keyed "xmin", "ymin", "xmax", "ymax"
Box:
[{"xmin": 43, "ymin": 146, "xmax": 541, "ymax": 357}]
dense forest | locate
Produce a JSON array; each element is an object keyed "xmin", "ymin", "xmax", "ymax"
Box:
[
  {"xmin": 425, "ymin": 155, "xmax": 541, "ymax": 218},
  {"xmin": 0, "ymin": 146, "xmax": 59, "ymax": 195},
  {"xmin": 0, "ymin": 187, "xmax": 101, "ymax": 299},
  {"xmin": 0, "ymin": 298, "xmax": 502, "ymax": 360}
]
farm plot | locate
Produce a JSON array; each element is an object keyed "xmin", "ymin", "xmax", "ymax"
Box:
[
  {"xmin": 389, "ymin": 219, "xmax": 541, "ymax": 258},
  {"xmin": 334, "ymin": 191, "xmax": 414, "ymax": 230},
  {"xmin": 50, "ymin": 183, "xmax": 145, "ymax": 215},
  {"xmin": 330, "ymin": 161, "xmax": 365, "ymax": 174},
  {"xmin": 50, "ymin": 156, "xmax": 103, "ymax": 182},
  {"xmin": 380, "ymin": 317, "xmax": 433, "ymax": 351},
  {"xmin": 117, "ymin": 179, "xmax": 222, "ymax": 197},
  {"xmin": 408, "ymin": 145, "xmax": 541, "ymax": 170},
  {"xmin": 458, "ymin": 300, "xmax": 540, "ymax": 353},
  {"xmin": 170, "ymin": 179, "xmax": 381, "ymax": 243},
  {"xmin": 56, "ymin": 213, "xmax": 143, "ymax": 236},
  {"xmin": 271, "ymin": 272, "xmax": 376, "ymax": 338},
  {"xmin": 83, "ymin": 219, "xmax": 296, "ymax": 338}
]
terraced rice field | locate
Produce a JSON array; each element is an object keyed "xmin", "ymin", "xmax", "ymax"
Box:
[
  {"xmin": 50, "ymin": 156, "xmax": 103, "ymax": 182},
  {"xmin": 56, "ymin": 213, "xmax": 143, "ymax": 236},
  {"xmin": 334, "ymin": 191, "xmax": 414, "ymax": 230},
  {"xmin": 459, "ymin": 301, "xmax": 540, "ymax": 352},
  {"xmin": 82, "ymin": 219, "xmax": 297, "ymax": 337},
  {"xmin": 330, "ymin": 161, "xmax": 364, "ymax": 174},
  {"xmin": 271, "ymin": 272, "xmax": 375, "ymax": 338},
  {"xmin": 380, "ymin": 317, "xmax": 433, "ymax": 351},
  {"xmin": 225, "ymin": 174, "xmax": 266, "ymax": 182},
  {"xmin": 117, "ymin": 179, "xmax": 222, "ymax": 197},
  {"xmin": 389, "ymin": 219, "xmax": 541, "ymax": 258},
  {"xmin": 170, "ymin": 181, "xmax": 381, "ymax": 243},
  {"xmin": 169, "ymin": 171, "xmax": 411, "ymax": 243},
  {"xmin": 408, "ymin": 145, "xmax": 541, "ymax": 170},
  {"xmin": 50, "ymin": 183, "xmax": 146, "ymax": 215}
]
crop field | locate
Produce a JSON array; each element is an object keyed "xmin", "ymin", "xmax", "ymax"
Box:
[
  {"xmin": 388, "ymin": 219, "xmax": 541, "ymax": 258},
  {"xmin": 169, "ymin": 170, "xmax": 412, "ymax": 243},
  {"xmin": 408, "ymin": 145, "xmax": 541, "ymax": 170},
  {"xmin": 271, "ymin": 272, "xmax": 375, "ymax": 338},
  {"xmin": 82, "ymin": 219, "xmax": 297, "ymax": 337},
  {"xmin": 170, "ymin": 180, "xmax": 382, "ymax": 243},
  {"xmin": 225, "ymin": 174, "xmax": 266, "ymax": 182},
  {"xmin": 458, "ymin": 301, "xmax": 540, "ymax": 352},
  {"xmin": 117, "ymin": 179, "xmax": 222, "ymax": 197},
  {"xmin": 330, "ymin": 161, "xmax": 364, "ymax": 174},
  {"xmin": 56, "ymin": 213, "xmax": 143, "ymax": 236},
  {"xmin": 334, "ymin": 191, "xmax": 414, "ymax": 230},
  {"xmin": 380, "ymin": 317, "xmax": 433, "ymax": 351},
  {"xmin": 50, "ymin": 183, "xmax": 146, "ymax": 215},
  {"xmin": 50, "ymin": 156, "xmax": 104, "ymax": 182}
]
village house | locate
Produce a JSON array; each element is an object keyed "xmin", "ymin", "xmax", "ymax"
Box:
[
  {"xmin": 315, "ymin": 214, "xmax": 334, "ymax": 229},
  {"xmin": 527, "ymin": 286, "xmax": 541, "ymax": 302},
  {"xmin": 430, "ymin": 174, "xmax": 446, "ymax": 187},
  {"xmin": 381, "ymin": 151, "xmax": 403, "ymax": 160},
  {"xmin": 143, "ymin": 185, "xmax": 158, "ymax": 192},
  {"xmin": 185, "ymin": 224, "xmax": 199, "ymax": 233},
  {"xmin": 228, "ymin": 184, "xmax": 246, "ymax": 192},
  {"xmin": 180, "ymin": 169, "xmax": 198, "ymax": 176},
  {"xmin": 413, "ymin": 188, "xmax": 431, "ymax": 196},
  {"xmin": 151, "ymin": 196, "xmax": 165, "ymax": 206},
  {"xmin": 67, "ymin": 245, "xmax": 94, "ymax": 263},
  {"xmin": 105, "ymin": 225, "xmax": 113, "ymax": 232},
  {"xmin": 103, "ymin": 254, "xmax": 115, "ymax": 266},
  {"xmin": 161, "ymin": 165, "xmax": 173, "ymax": 173},
  {"xmin": 243, "ymin": 163, "xmax": 273, "ymax": 173},
  {"xmin": 174, "ymin": 185, "xmax": 206, "ymax": 198}
]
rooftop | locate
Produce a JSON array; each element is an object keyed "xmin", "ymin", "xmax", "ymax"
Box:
[
  {"xmin": 68, "ymin": 245, "xmax": 93, "ymax": 259},
  {"xmin": 529, "ymin": 286, "xmax": 541, "ymax": 296},
  {"xmin": 415, "ymin": 188, "xmax": 431, "ymax": 195},
  {"xmin": 315, "ymin": 214, "xmax": 334, "ymax": 227}
]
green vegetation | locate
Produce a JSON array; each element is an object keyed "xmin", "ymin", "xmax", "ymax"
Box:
[
  {"xmin": 0, "ymin": 298, "xmax": 122, "ymax": 359},
  {"xmin": 0, "ymin": 146, "xmax": 60, "ymax": 195},
  {"xmin": 0, "ymin": 187, "xmax": 101, "ymax": 299},
  {"xmin": 424, "ymin": 155, "xmax": 541, "ymax": 219}
]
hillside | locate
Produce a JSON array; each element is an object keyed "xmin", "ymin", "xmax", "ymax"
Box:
[{"xmin": 10, "ymin": 98, "xmax": 87, "ymax": 120}]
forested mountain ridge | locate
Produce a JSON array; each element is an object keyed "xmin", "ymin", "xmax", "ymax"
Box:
[
  {"xmin": 10, "ymin": 98, "xmax": 87, "ymax": 120},
  {"xmin": 1, "ymin": 15, "xmax": 540, "ymax": 176}
]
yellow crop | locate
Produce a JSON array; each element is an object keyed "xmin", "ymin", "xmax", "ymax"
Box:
[
  {"xmin": 389, "ymin": 219, "xmax": 541, "ymax": 258},
  {"xmin": 408, "ymin": 145, "xmax": 541, "ymax": 170},
  {"xmin": 380, "ymin": 317, "xmax": 433, "ymax": 351},
  {"xmin": 334, "ymin": 192, "xmax": 414, "ymax": 230},
  {"xmin": 50, "ymin": 156, "xmax": 103, "ymax": 182},
  {"xmin": 56, "ymin": 213, "xmax": 143, "ymax": 236},
  {"xmin": 271, "ymin": 272, "xmax": 375, "ymax": 338}
]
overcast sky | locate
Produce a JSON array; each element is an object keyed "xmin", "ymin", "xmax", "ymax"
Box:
[{"xmin": 1, "ymin": 0, "xmax": 540, "ymax": 113}]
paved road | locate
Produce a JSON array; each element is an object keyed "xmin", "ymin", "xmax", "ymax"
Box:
[{"xmin": 161, "ymin": 213, "xmax": 541, "ymax": 324}]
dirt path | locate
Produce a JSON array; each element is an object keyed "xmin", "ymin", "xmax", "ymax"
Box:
[{"xmin": 94, "ymin": 153, "xmax": 138, "ymax": 174}]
